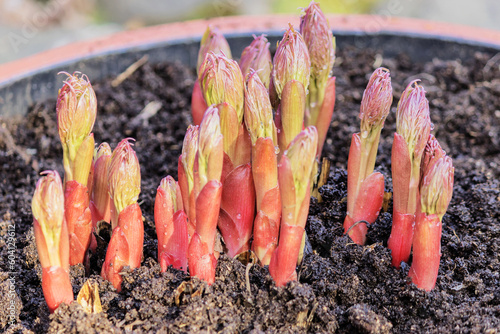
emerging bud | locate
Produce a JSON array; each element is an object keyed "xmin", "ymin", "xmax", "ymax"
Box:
[
  {"xmin": 420, "ymin": 135, "xmax": 445, "ymax": 177},
  {"xmin": 239, "ymin": 34, "xmax": 272, "ymax": 88},
  {"xmin": 218, "ymin": 102, "xmax": 240, "ymax": 164},
  {"xmin": 197, "ymin": 25, "xmax": 232, "ymax": 72},
  {"xmin": 32, "ymin": 171, "xmax": 65, "ymax": 267},
  {"xmin": 158, "ymin": 175, "xmax": 183, "ymax": 213},
  {"xmin": 420, "ymin": 156, "xmax": 454, "ymax": 218},
  {"xmin": 108, "ymin": 139, "xmax": 141, "ymax": 217},
  {"xmin": 409, "ymin": 154, "xmax": 452, "ymax": 291},
  {"xmin": 300, "ymin": 1, "xmax": 335, "ymax": 84},
  {"xmin": 359, "ymin": 68, "xmax": 393, "ymax": 134},
  {"xmin": 272, "ymin": 25, "xmax": 311, "ymax": 100},
  {"xmin": 156, "ymin": 175, "xmax": 188, "ymax": 272},
  {"xmin": 396, "ymin": 80, "xmax": 431, "ymax": 160},
  {"xmin": 269, "ymin": 126, "xmax": 318, "ymax": 286},
  {"xmin": 91, "ymin": 143, "xmax": 112, "ymax": 222},
  {"xmin": 343, "ymin": 68, "xmax": 390, "ymax": 246},
  {"xmin": 198, "ymin": 106, "xmax": 224, "ymax": 189},
  {"xmin": 181, "ymin": 125, "xmax": 199, "ymax": 193},
  {"xmin": 33, "ymin": 171, "xmax": 73, "ymax": 312},
  {"xmin": 57, "ymin": 72, "xmax": 97, "ymax": 161},
  {"xmin": 277, "ymin": 80, "xmax": 307, "ymax": 155},
  {"xmin": 285, "ymin": 126, "xmax": 319, "ymax": 204},
  {"xmin": 244, "ymin": 71, "xmax": 277, "ymax": 145},
  {"xmin": 95, "ymin": 142, "xmax": 112, "ymax": 160},
  {"xmin": 199, "ymin": 53, "xmax": 245, "ymax": 123}
]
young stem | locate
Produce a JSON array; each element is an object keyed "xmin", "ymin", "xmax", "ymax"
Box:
[
  {"xmin": 409, "ymin": 213, "xmax": 442, "ymax": 291},
  {"xmin": 407, "ymin": 161, "xmax": 422, "ymax": 214},
  {"xmin": 305, "ymin": 78, "xmax": 325, "ymax": 127},
  {"xmin": 348, "ymin": 127, "xmax": 381, "ymax": 215}
]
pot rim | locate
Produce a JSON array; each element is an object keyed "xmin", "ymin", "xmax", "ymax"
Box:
[{"xmin": 1, "ymin": 14, "xmax": 500, "ymax": 85}]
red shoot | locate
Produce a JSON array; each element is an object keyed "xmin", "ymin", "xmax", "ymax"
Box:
[
  {"xmin": 155, "ymin": 176, "xmax": 189, "ymax": 272},
  {"xmin": 32, "ymin": 171, "xmax": 73, "ymax": 312},
  {"xmin": 409, "ymin": 153, "xmax": 454, "ymax": 290},
  {"xmin": 101, "ymin": 139, "xmax": 143, "ymax": 291},
  {"xmin": 388, "ymin": 80, "xmax": 431, "ymax": 268},
  {"xmin": 344, "ymin": 68, "xmax": 392, "ymax": 244}
]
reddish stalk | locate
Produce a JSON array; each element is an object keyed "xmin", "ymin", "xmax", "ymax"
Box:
[
  {"xmin": 272, "ymin": 25, "xmax": 310, "ymax": 157},
  {"xmin": 178, "ymin": 125, "xmax": 200, "ymax": 238},
  {"xmin": 90, "ymin": 143, "xmax": 112, "ymax": 227},
  {"xmin": 198, "ymin": 52, "xmax": 254, "ymax": 257},
  {"xmin": 101, "ymin": 139, "xmax": 143, "ymax": 291},
  {"xmin": 300, "ymin": 1, "xmax": 336, "ymax": 156},
  {"xmin": 187, "ymin": 107, "xmax": 223, "ymax": 284},
  {"xmin": 154, "ymin": 176, "xmax": 189, "ymax": 272},
  {"xmin": 244, "ymin": 70, "xmax": 281, "ymax": 265},
  {"xmin": 56, "ymin": 72, "xmax": 97, "ymax": 266},
  {"xmin": 269, "ymin": 126, "xmax": 318, "ymax": 287},
  {"xmin": 32, "ymin": 171, "xmax": 73, "ymax": 313},
  {"xmin": 409, "ymin": 154, "xmax": 454, "ymax": 290},
  {"xmin": 388, "ymin": 80, "xmax": 431, "ymax": 268},
  {"xmin": 344, "ymin": 68, "xmax": 392, "ymax": 245}
]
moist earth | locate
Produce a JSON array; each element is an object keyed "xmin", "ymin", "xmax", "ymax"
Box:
[{"xmin": 0, "ymin": 45, "xmax": 499, "ymax": 333}]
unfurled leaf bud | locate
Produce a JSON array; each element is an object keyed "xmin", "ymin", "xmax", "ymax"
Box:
[
  {"xmin": 197, "ymin": 26, "xmax": 232, "ymax": 72},
  {"xmin": 300, "ymin": 1, "xmax": 335, "ymax": 84},
  {"xmin": 239, "ymin": 34, "xmax": 272, "ymax": 88},
  {"xmin": 285, "ymin": 126, "xmax": 318, "ymax": 202},
  {"xmin": 181, "ymin": 125, "xmax": 199, "ymax": 193},
  {"xmin": 244, "ymin": 71, "xmax": 277, "ymax": 145},
  {"xmin": 360, "ymin": 68, "xmax": 393, "ymax": 134},
  {"xmin": 57, "ymin": 72, "xmax": 97, "ymax": 159},
  {"xmin": 272, "ymin": 25, "xmax": 311, "ymax": 99},
  {"xmin": 396, "ymin": 80, "xmax": 431, "ymax": 160},
  {"xmin": 198, "ymin": 106, "xmax": 223, "ymax": 189},
  {"xmin": 420, "ymin": 156, "xmax": 454, "ymax": 218},
  {"xmin": 32, "ymin": 171, "xmax": 65, "ymax": 267},
  {"xmin": 108, "ymin": 139, "xmax": 141, "ymax": 216},
  {"xmin": 199, "ymin": 53, "xmax": 245, "ymax": 123}
]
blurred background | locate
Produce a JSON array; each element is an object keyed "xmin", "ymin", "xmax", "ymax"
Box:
[{"xmin": 1, "ymin": 0, "xmax": 499, "ymax": 64}]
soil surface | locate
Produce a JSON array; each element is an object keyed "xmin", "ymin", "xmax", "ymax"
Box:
[{"xmin": 0, "ymin": 45, "xmax": 499, "ymax": 333}]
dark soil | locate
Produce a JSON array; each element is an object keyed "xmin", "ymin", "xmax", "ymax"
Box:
[{"xmin": 1, "ymin": 44, "xmax": 499, "ymax": 333}]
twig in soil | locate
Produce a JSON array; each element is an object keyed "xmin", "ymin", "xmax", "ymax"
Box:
[
  {"xmin": 111, "ymin": 55, "xmax": 149, "ymax": 87},
  {"xmin": 447, "ymin": 225, "xmax": 462, "ymax": 244},
  {"xmin": 404, "ymin": 73, "xmax": 437, "ymax": 85},
  {"xmin": 382, "ymin": 192, "xmax": 392, "ymax": 212},
  {"xmin": 311, "ymin": 158, "xmax": 331, "ymax": 202},
  {"xmin": 245, "ymin": 259, "xmax": 254, "ymax": 295},
  {"xmin": 125, "ymin": 320, "xmax": 144, "ymax": 331},
  {"xmin": 346, "ymin": 220, "xmax": 370, "ymax": 236},
  {"xmin": 0, "ymin": 123, "xmax": 32, "ymax": 166},
  {"xmin": 372, "ymin": 53, "xmax": 383, "ymax": 69},
  {"xmin": 306, "ymin": 301, "xmax": 318, "ymax": 329},
  {"xmin": 129, "ymin": 101, "xmax": 162, "ymax": 128},
  {"xmin": 483, "ymin": 52, "xmax": 500, "ymax": 73}
]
